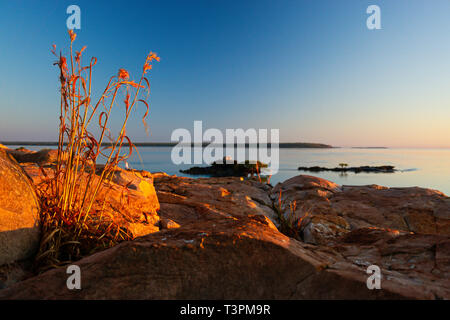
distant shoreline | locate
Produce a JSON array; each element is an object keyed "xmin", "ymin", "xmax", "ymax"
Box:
[{"xmin": 0, "ymin": 141, "xmax": 334, "ymax": 149}]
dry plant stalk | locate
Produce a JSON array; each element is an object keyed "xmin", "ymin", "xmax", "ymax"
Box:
[
  {"xmin": 35, "ymin": 29, "xmax": 159, "ymax": 271},
  {"xmin": 275, "ymin": 190, "xmax": 310, "ymax": 240}
]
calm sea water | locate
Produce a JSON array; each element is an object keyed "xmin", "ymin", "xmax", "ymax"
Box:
[{"xmin": 10, "ymin": 146, "xmax": 450, "ymax": 196}]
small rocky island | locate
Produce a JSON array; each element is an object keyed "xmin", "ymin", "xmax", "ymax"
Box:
[
  {"xmin": 298, "ymin": 165, "xmax": 396, "ymax": 173},
  {"xmin": 180, "ymin": 160, "xmax": 268, "ymax": 177}
]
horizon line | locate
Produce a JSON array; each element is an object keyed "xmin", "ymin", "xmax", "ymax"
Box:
[
  {"xmin": 2, "ymin": 141, "xmax": 449, "ymax": 149},
  {"xmin": 0, "ymin": 141, "xmax": 334, "ymax": 148}
]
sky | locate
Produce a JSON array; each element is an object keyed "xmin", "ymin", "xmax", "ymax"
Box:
[{"xmin": 0, "ymin": 0, "xmax": 449, "ymax": 148}]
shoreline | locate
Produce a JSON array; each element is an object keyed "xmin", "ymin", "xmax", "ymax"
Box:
[{"xmin": 0, "ymin": 141, "xmax": 335, "ymax": 148}]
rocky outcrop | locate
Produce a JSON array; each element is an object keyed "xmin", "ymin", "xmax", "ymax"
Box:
[
  {"xmin": 0, "ymin": 213, "xmax": 410, "ymax": 300},
  {"xmin": 154, "ymin": 175, "xmax": 278, "ymax": 226},
  {"xmin": 0, "ymin": 149, "xmax": 40, "ymax": 288},
  {"xmin": 273, "ymin": 175, "xmax": 450, "ymax": 244},
  {"xmin": 20, "ymin": 163, "xmax": 161, "ymax": 238},
  {"xmin": 6, "ymin": 148, "xmax": 59, "ymax": 165},
  {"xmin": 1, "ymin": 174, "xmax": 449, "ymax": 299}
]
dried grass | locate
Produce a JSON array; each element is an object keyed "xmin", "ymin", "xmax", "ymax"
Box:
[{"xmin": 34, "ymin": 30, "xmax": 159, "ymax": 272}]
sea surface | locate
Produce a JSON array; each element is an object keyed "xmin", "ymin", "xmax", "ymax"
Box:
[{"xmin": 9, "ymin": 146, "xmax": 450, "ymax": 196}]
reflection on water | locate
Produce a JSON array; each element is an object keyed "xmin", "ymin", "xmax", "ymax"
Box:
[
  {"xmin": 8, "ymin": 146, "xmax": 450, "ymax": 196},
  {"xmin": 338, "ymin": 171, "xmax": 348, "ymax": 178}
]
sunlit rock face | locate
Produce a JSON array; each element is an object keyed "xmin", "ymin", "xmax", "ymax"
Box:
[
  {"xmin": 0, "ymin": 149, "xmax": 40, "ymax": 266},
  {"xmin": 1, "ymin": 174, "xmax": 448, "ymax": 300},
  {"xmin": 0, "ymin": 211, "xmax": 407, "ymax": 300},
  {"xmin": 5, "ymin": 148, "xmax": 59, "ymax": 165},
  {"xmin": 154, "ymin": 175, "xmax": 278, "ymax": 227},
  {"xmin": 3, "ymin": 145, "xmax": 161, "ymax": 240},
  {"xmin": 20, "ymin": 163, "xmax": 161, "ymax": 239},
  {"xmin": 272, "ymin": 175, "xmax": 450, "ymax": 245}
]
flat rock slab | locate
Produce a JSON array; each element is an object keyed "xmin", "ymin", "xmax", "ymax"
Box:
[{"xmin": 0, "ymin": 215, "xmax": 407, "ymax": 299}]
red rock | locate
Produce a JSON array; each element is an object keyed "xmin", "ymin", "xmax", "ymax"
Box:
[
  {"xmin": 272, "ymin": 175, "xmax": 450, "ymax": 245},
  {"xmin": 0, "ymin": 150, "xmax": 40, "ymax": 266},
  {"xmin": 333, "ymin": 228, "xmax": 450, "ymax": 299},
  {"xmin": 1, "ymin": 172, "xmax": 449, "ymax": 299},
  {"xmin": 6, "ymin": 148, "xmax": 60, "ymax": 165},
  {"xmin": 20, "ymin": 163, "xmax": 160, "ymax": 238},
  {"xmin": 0, "ymin": 149, "xmax": 40, "ymax": 288},
  {"xmin": 154, "ymin": 175, "xmax": 278, "ymax": 226},
  {"xmin": 0, "ymin": 214, "xmax": 410, "ymax": 299}
]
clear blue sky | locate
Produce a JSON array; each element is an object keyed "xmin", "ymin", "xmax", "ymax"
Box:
[{"xmin": 1, "ymin": 0, "xmax": 449, "ymax": 147}]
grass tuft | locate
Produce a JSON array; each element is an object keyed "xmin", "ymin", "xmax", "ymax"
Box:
[{"xmin": 34, "ymin": 30, "xmax": 159, "ymax": 272}]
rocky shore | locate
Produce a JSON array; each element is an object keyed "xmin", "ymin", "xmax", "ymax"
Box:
[{"xmin": 0, "ymin": 146, "xmax": 449, "ymax": 299}]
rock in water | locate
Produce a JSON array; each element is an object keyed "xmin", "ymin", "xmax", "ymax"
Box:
[
  {"xmin": 0, "ymin": 149, "xmax": 40, "ymax": 266},
  {"xmin": 180, "ymin": 160, "xmax": 268, "ymax": 177}
]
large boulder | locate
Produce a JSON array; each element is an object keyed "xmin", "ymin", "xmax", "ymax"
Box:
[{"xmin": 0, "ymin": 149, "xmax": 40, "ymax": 266}]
